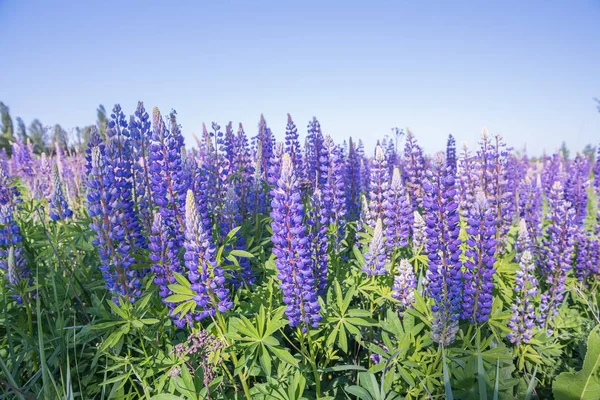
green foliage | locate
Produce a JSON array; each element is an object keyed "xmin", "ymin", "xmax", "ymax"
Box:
[{"xmin": 553, "ymin": 325, "xmax": 600, "ymax": 399}]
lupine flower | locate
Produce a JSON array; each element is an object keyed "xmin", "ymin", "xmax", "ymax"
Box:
[
  {"xmin": 423, "ymin": 153, "xmax": 462, "ymax": 345},
  {"xmin": 270, "ymin": 154, "xmax": 320, "ymax": 329},
  {"xmin": 507, "ymin": 250, "xmax": 538, "ymax": 344},
  {"xmin": 106, "ymin": 104, "xmax": 146, "ymax": 250},
  {"xmin": 358, "ymin": 194, "xmax": 371, "ymax": 233},
  {"xmin": 87, "ymin": 146, "xmax": 141, "ymax": 300},
  {"xmin": 573, "ymin": 230, "xmax": 599, "ymax": 281},
  {"xmin": 541, "ymin": 153, "xmax": 565, "ymax": 199},
  {"xmin": 402, "ymin": 130, "xmax": 425, "ymax": 211},
  {"xmin": 284, "ymin": 114, "xmax": 303, "ymax": 181},
  {"xmin": 538, "ymin": 182, "xmax": 576, "ymax": 335},
  {"xmin": 185, "ymin": 190, "xmax": 232, "ymax": 319},
  {"xmin": 31, "ymin": 153, "xmax": 52, "ymax": 200},
  {"xmin": 446, "ymin": 134, "xmax": 457, "ymax": 176},
  {"xmin": 12, "ymin": 140, "xmax": 35, "ymax": 190},
  {"xmin": 324, "ymin": 136, "xmax": 347, "ymax": 236},
  {"xmin": 149, "ymin": 212, "xmax": 188, "ymax": 328},
  {"xmin": 129, "ymin": 101, "xmax": 154, "ymax": 232},
  {"xmin": 383, "ymin": 167, "xmax": 412, "ymax": 254},
  {"xmin": 231, "ymin": 124, "xmax": 254, "ymax": 216},
  {"xmin": 392, "ymin": 259, "xmax": 416, "ymax": 311},
  {"xmin": 385, "ymin": 139, "xmax": 397, "ymax": 175},
  {"xmin": 305, "ymin": 117, "xmax": 327, "ymax": 189},
  {"xmin": 461, "ymin": 193, "xmax": 496, "ymax": 323},
  {"xmin": 456, "ymin": 143, "xmax": 478, "ymax": 218},
  {"xmin": 412, "ymin": 211, "xmax": 426, "ymax": 251},
  {"xmin": 368, "ymin": 144, "xmax": 389, "ymax": 228},
  {"xmin": 517, "ymin": 175, "xmax": 543, "ymax": 260},
  {"xmin": 345, "ymin": 138, "xmax": 362, "ymax": 222},
  {"xmin": 255, "ymin": 115, "xmax": 276, "ymax": 186},
  {"xmin": 0, "ymin": 167, "xmax": 29, "ymax": 303},
  {"xmin": 49, "ymin": 165, "xmax": 73, "ymax": 221},
  {"xmin": 248, "ymin": 142, "xmax": 268, "ymax": 215},
  {"xmin": 514, "ymin": 219, "xmax": 531, "ymax": 261},
  {"xmin": 564, "ymin": 154, "xmax": 589, "ymax": 227},
  {"xmin": 308, "ymin": 187, "xmax": 329, "ymax": 295},
  {"xmin": 363, "ymin": 217, "xmax": 386, "ymax": 276}
]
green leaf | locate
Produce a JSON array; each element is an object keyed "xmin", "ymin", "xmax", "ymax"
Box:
[
  {"xmin": 270, "ymin": 346, "xmax": 299, "ymax": 367},
  {"xmin": 230, "ymin": 249, "xmax": 255, "ymax": 258},
  {"xmin": 346, "ymin": 386, "xmax": 373, "ymax": 400},
  {"xmin": 164, "ymin": 294, "xmax": 194, "ymax": 303},
  {"xmin": 149, "ymin": 395, "xmax": 184, "ymax": 400},
  {"xmin": 442, "ymin": 346, "xmax": 454, "ymax": 400},
  {"xmin": 260, "ymin": 345, "xmax": 272, "ymax": 376},
  {"xmin": 553, "ymin": 326, "xmax": 600, "ymax": 399},
  {"xmin": 107, "ymin": 300, "xmax": 128, "ymax": 320}
]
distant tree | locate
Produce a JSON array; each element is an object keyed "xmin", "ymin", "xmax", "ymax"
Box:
[
  {"xmin": 583, "ymin": 144, "xmax": 596, "ymax": 164},
  {"xmin": 391, "ymin": 127, "xmax": 404, "ymax": 157},
  {"xmin": 16, "ymin": 117, "xmax": 28, "ymax": 142},
  {"xmin": 0, "ymin": 102, "xmax": 14, "ymax": 139},
  {"xmin": 28, "ymin": 119, "xmax": 48, "ymax": 153},
  {"xmin": 97, "ymin": 105, "xmax": 108, "ymax": 140},
  {"xmin": 560, "ymin": 141, "xmax": 569, "ymax": 160},
  {"xmin": 79, "ymin": 125, "xmax": 93, "ymax": 152},
  {"xmin": 52, "ymin": 124, "xmax": 69, "ymax": 149}
]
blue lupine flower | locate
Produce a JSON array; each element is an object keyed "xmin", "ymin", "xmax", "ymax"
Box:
[
  {"xmin": 402, "ymin": 130, "xmax": 425, "ymax": 211},
  {"xmin": 49, "ymin": 164, "xmax": 73, "ymax": 221},
  {"xmin": 461, "ymin": 192, "xmax": 496, "ymax": 323},
  {"xmin": 345, "ymin": 138, "xmax": 362, "ymax": 222},
  {"xmin": 363, "ymin": 217, "xmax": 386, "ymax": 276},
  {"xmin": 305, "ymin": 117, "xmax": 327, "ymax": 190},
  {"xmin": 270, "ymin": 154, "xmax": 321, "ymax": 329},
  {"xmin": 541, "ymin": 153, "xmax": 565, "ymax": 200},
  {"xmin": 368, "ymin": 144, "xmax": 390, "ymax": 228},
  {"xmin": 446, "ymin": 134, "xmax": 457, "ymax": 176},
  {"xmin": 538, "ymin": 181, "xmax": 576, "ymax": 335},
  {"xmin": 517, "ymin": 175, "xmax": 543, "ymax": 260},
  {"xmin": 383, "ymin": 167, "xmax": 412, "ymax": 253},
  {"xmin": 87, "ymin": 145, "xmax": 141, "ymax": 300},
  {"xmin": 129, "ymin": 101, "xmax": 154, "ymax": 232},
  {"xmin": 507, "ymin": 250, "xmax": 538, "ymax": 344},
  {"xmin": 456, "ymin": 143, "xmax": 478, "ymax": 218},
  {"xmin": 185, "ymin": 190, "xmax": 232, "ymax": 319},
  {"xmin": 308, "ymin": 187, "xmax": 329, "ymax": 295},
  {"xmin": 564, "ymin": 153, "xmax": 589, "ymax": 227},
  {"xmin": 392, "ymin": 259, "xmax": 416, "ymax": 311},
  {"xmin": 423, "ymin": 153, "xmax": 462, "ymax": 345},
  {"xmin": 324, "ymin": 136, "xmax": 347, "ymax": 237},
  {"xmin": 412, "ymin": 211, "xmax": 426, "ymax": 252},
  {"xmin": 284, "ymin": 114, "xmax": 303, "ymax": 181}
]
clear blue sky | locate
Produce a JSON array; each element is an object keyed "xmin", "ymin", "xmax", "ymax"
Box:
[{"xmin": 1, "ymin": 0, "xmax": 599, "ymax": 155}]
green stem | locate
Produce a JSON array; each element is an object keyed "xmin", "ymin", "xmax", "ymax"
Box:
[
  {"xmin": 306, "ymin": 331, "xmax": 322, "ymax": 399},
  {"xmin": 213, "ymin": 313, "xmax": 252, "ymax": 400},
  {"xmin": 23, "ymin": 296, "xmax": 38, "ymax": 371}
]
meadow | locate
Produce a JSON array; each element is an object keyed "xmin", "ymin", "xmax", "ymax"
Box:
[{"xmin": 0, "ymin": 102, "xmax": 599, "ymax": 399}]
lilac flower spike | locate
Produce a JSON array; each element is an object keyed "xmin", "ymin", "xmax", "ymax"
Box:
[
  {"xmin": 412, "ymin": 211, "xmax": 426, "ymax": 251},
  {"xmin": 402, "ymin": 130, "xmax": 425, "ymax": 211},
  {"xmin": 184, "ymin": 190, "xmax": 232, "ymax": 319},
  {"xmin": 423, "ymin": 153, "xmax": 462, "ymax": 346},
  {"xmin": 392, "ymin": 259, "xmax": 416, "ymax": 311},
  {"xmin": 383, "ymin": 167, "xmax": 412, "ymax": 253},
  {"xmin": 538, "ymin": 181, "xmax": 576, "ymax": 335},
  {"xmin": 368, "ymin": 144, "xmax": 390, "ymax": 228},
  {"xmin": 507, "ymin": 250, "xmax": 538, "ymax": 344},
  {"xmin": 270, "ymin": 153, "xmax": 321, "ymax": 329},
  {"xmin": 49, "ymin": 165, "xmax": 73, "ymax": 221},
  {"xmin": 363, "ymin": 217, "xmax": 387, "ymax": 276},
  {"xmin": 446, "ymin": 134, "xmax": 457, "ymax": 176},
  {"xmin": 345, "ymin": 138, "xmax": 362, "ymax": 222},
  {"xmin": 564, "ymin": 154, "xmax": 589, "ymax": 227},
  {"xmin": 461, "ymin": 192, "xmax": 496, "ymax": 323}
]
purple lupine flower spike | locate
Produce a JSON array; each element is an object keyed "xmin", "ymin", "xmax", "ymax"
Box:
[
  {"xmin": 284, "ymin": 114, "xmax": 303, "ymax": 181},
  {"xmin": 49, "ymin": 164, "xmax": 73, "ymax": 221},
  {"xmin": 461, "ymin": 192, "xmax": 496, "ymax": 323},
  {"xmin": 517, "ymin": 175, "xmax": 543, "ymax": 260},
  {"xmin": 345, "ymin": 138, "xmax": 362, "ymax": 222},
  {"xmin": 423, "ymin": 153, "xmax": 462, "ymax": 345},
  {"xmin": 185, "ymin": 190, "xmax": 232, "ymax": 319},
  {"xmin": 538, "ymin": 181, "xmax": 576, "ymax": 335},
  {"xmin": 412, "ymin": 211, "xmax": 426, "ymax": 252},
  {"xmin": 305, "ymin": 117, "xmax": 326, "ymax": 190},
  {"xmin": 446, "ymin": 134, "xmax": 457, "ymax": 176},
  {"xmin": 368, "ymin": 144, "xmax": 390, "ymax": 228},
  {"xmin": 308, "ymin": 187, "xmax": 329, "ymax": 295},
  {"xmin": 507, "ymin": 250, "xmax": 538, "ymax": 344},
  {"xmin": 514, "ymin": 219, "xmax": 531, "ymax": 262},
  {"xmin": 324, "ymin": 136, "xmax": 347, "ymax": 237},
  {"xmin": 392, "ymin": 259, "xmax": 416, "ymax": 311},
  {"xmin": 564, "ymin": 153, "xmax": 589, "ymax": 227},
  {"xmin": 456, "ymin": 143, "xmax": 478, "ymax": 218},
  {"xmin": 270, "ymin": 153, "xmax": 321, "ymax": 330},
  {"xmin": 383, "ymin": 167, "xmax": 412, "ymax": 255},
  {"xmin": 402, "ymin": 129, "xmax": 425, "ymax": 211},
  {"xmin": 363, "ymin": 217, "xmax": 386, "ymax": 276},
  {"xmin": 594, "ymin": 145, "xmax": 600, "ymax": 198}
]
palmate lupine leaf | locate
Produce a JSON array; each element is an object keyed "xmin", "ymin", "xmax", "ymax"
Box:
[{"xmin": 553, "ymin": 326, "xmax": 600, "ymax": 399}]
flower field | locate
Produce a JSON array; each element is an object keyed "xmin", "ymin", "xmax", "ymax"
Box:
[{"xmin": 1, "ymin": 102, "xmax": 600, "ymax": 399}]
